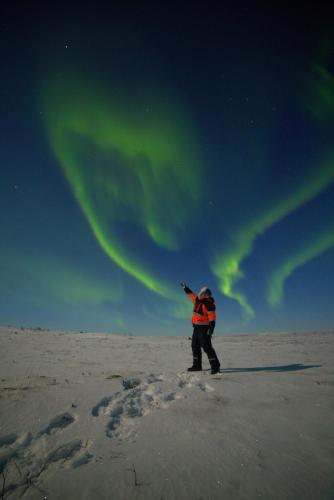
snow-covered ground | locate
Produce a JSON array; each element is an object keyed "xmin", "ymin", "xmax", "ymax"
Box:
[{"xmin": 0, "ymin": 326, "xmax": 333, "ymax": 499}]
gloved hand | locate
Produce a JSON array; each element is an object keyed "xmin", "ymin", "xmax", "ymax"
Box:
[
  {"xmin": 208, "ymin": 321, "xmax": 215, "ymax": 336},
  {"xmin": 180, "ymin": 282, "xmax": 186, "ymax": 288}
]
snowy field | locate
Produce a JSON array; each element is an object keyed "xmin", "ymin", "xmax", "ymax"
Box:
[{"xmin": 0, "ymin": 326, "xmax": 333, "ymax": 499}]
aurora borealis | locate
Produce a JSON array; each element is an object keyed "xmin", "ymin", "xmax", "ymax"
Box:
[
  {"xmin": 1, "ymin": 4, "xmax": 333, "ymax": 334},
  {"xmin": 42, "ymin": 76, "xmax": 201, "ymax": 300}
]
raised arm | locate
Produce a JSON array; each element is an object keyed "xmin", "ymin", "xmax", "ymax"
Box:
[{"xmin": 180, "ymin": 282, "xmax": 197, "ymax": 304}]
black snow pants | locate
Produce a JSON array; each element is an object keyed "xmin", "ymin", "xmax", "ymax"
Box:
[{"xmin": 191, "ymin": 325, "xmax": 220, "ymax": 369}]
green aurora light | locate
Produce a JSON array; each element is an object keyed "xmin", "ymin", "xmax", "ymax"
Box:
[
  {"xmin": 0, "ymin": 252, "xmax": 123, "ymax": 306},
  {"xmin": 43, "ymin": 76, "xmax": 202, "ymax": 300},
  {"xmin": 212, "ymin": 39, "xmax": 334, "ymax": 319},
  {"xmin": 212, "ymin": 151, "xmax": 334, "ymax": 318},
  {"xmin": 267, "ymin": 225, "xmax": 334, "ymax": 307},
  {"xmin": 308, "ymin": 34, "xmax": 334, "ymax": 119},
  {"xmin": 267, "ymin": 41, "xmax": 334, "ymax": 307}
]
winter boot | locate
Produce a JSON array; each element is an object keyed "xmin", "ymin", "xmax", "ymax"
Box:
[
  {"xmin": 210, "ymin": 360, "xmax": 221, "ymax": 375},
  {"xmin": 187, "ymin": 365, "xmax": 202, "ymax": 372}
]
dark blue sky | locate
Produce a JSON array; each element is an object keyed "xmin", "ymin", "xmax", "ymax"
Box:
[{"xmin": 1, "ymin": 4, "xmax": 333, "ymax": 335}]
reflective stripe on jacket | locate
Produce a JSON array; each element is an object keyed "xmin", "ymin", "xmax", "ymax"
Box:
[{"xmin": 184, "ymin": 287, "xmax": 216, "ymax": 326}]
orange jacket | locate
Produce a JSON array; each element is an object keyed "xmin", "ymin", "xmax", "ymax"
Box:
[{"xmin": 184, "ymin": 286, "xmax": 216, "ymax": 327}]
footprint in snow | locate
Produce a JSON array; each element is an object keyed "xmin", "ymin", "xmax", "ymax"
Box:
[
  {"xmin": 94, "ymin": 372, "xmax": 214, "ymax": 441},
  {"xmin": 0, "ymin": 412, "xmax": 92, "ymax": 498}
]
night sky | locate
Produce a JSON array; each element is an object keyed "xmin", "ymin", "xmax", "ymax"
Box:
[{"xmin": 1, "ymin": 4, "xmax": 334, "ymax": 335}]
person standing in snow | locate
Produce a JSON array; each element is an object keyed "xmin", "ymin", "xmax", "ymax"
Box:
[{"xmin": 181, "ymin": 283, "xmax": 221, "ymax": 374}]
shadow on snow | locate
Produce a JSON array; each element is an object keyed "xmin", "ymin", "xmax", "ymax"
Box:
[{"xmin": 220, "ymin": 363, "xmax": 322, "ymax": 373}]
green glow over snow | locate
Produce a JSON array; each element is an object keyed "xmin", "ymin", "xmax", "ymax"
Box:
[{"xmin": 0, "ymin": 252, "xmax": 123, "ymax": 305}]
